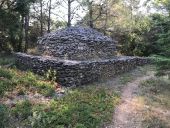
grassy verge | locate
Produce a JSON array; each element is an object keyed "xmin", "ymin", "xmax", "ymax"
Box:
[
  {"xmin": 0, "ymin": 54, "xmax": 120, "ymax": 128},
  {"xmin": 0, "ymin": 54, "xmax": 15, "ymax": 66},
  {"xmin": 139, "ymin": 77, "xmax": 170, "ymax": 128},
  {"xmin": 1, "ymin": 87, "xmax": 119, "ymax": 128},
  {"xmin": 150, "ymin": 55, "xmax": 170, "ymax": 77}
]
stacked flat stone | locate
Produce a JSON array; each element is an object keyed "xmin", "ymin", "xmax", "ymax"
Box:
[
  {"xmin": 37, "ymin": 26, "xmax": 116, "ymax": 60},
  {"xmin": 15, "ymin": 53, "xmax": 149, "ymax": 87}
]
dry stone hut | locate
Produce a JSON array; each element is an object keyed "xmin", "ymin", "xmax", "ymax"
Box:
[
  {"xmin": 37, "ymin": 26, "xmax": 116, "ymax": 60},
  {"xmin": 16, "ymin": 26, "xmax": 149, "ymax": 87}
]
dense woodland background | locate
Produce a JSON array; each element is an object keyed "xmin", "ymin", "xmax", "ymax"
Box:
[{"xmin": 0, "ymin": 0, "xmax": 170, "ymax": 57}]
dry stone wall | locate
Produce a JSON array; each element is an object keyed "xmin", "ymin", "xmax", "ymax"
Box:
[{"xmin": 15, "ymin": 53, "xmax": 149, "ymax": 87}]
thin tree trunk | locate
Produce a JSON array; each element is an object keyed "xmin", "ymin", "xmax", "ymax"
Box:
[
  {"xmin": 104, "ymin": 1, "xmax": 108, "ymax": 35},
  {"xmin": 47, "ymin": 0, "xmax": 51, "ymax": 33},
  {"xmin": 89, "ymin": 1, "xmax": 93, "ymax": 28},
  {"xmin": 24, "ymin": 13, "xmax": 29, "ymax": 52},
  {"xmin": 67, "ymin": 0, "xmax": 71, "ymax": 27},
  {"xmin": 18, "ymin": 15, "xmax": 24, "ymax": 52},
  {"xmin": 40, "ymin": 0, "xmax": 43, "ymax": 36}
]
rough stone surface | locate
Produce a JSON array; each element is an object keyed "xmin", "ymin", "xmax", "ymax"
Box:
[
  {"xmin": 15, "ymin": 53, "xmax": 149, "ymax": 87},
  {"xmin": 37, "ymin": 26, "xmax": 116, "ymax": 60}
]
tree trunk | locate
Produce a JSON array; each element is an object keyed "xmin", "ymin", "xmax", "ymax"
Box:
[
  {"xmin": 40, "ymin": 0, "xmax": 43, "ymax": 36},
  {"xmin": 18, "ymin": 16, "xmax": 24, "ymax": 52},
  {"xmin": 88, "ymin": 1, "xmax": 93, "ymax": 28},
  {"xmin": 24, "ymin": 13, "xmax": 29, "ymax": 53},
  {"xmin": 103, "ymin": 1, "xmax": 108, "ymax": 35},
  {"xmin": 47, "ymin": 0, "xmax": 51, "ymax": 33},
  {"xmin": 67, "ymin": 0, "xmax": 71, "ymax": 27}
]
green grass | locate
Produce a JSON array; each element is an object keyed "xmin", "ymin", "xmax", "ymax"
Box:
[
  {"xmin": 139, "ymin": 56, "xmax": 170, "ymax": 127},
  {"xmin": 139, "ymin": 78, "xmax": 170, "ymax": 128},
  {"xmin": 151, "ymin": 55, "xmax": 170, "ymax": 71},
  {"xmin": 0, "ymin": 67, "xmax": 55, "ymax": 97},
  {"xmin": 0, "ymin": 54, "xmax": 120, "ymax": 128},
  {"xmin": 118, "ymin": 73, "xmax": 134, "ymax": 84},
  {"xmin": 0, "ymin": 54, "xmax": 15, "ymax": 66},
  {"xmin": 30, "ymin": 87, "xmax": 119, "ymax": 128},
  {"xmin": 0, "ymin": 104, "xmax": 9, "ymax": 128},
  {"xmin": 1, "ymin": 87, "xmax": 119, "ymax": 128},
  {"xmin": 140, "ymin": 78, "xmax": 170, "ymax": 108}
]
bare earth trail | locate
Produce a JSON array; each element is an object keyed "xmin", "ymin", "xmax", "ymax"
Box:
[{"xmin": 106, "ymin": 71, "xmax": 154, "ymax": 128}]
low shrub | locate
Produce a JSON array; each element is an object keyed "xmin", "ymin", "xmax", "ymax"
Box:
[
  {"xmin": 29, "ymin": 87, "xmax": 119, "ymax": 128},
  {"xmin": 0, "ymin": 79, "xmax": 13, "ymax": 96},
  {"xmin": 150, "ymin": 55, "xmax": 170, "ymax": 70},
  {"xmin": 0, "ymin": 55, "xmax": 15, "ymax": 66},
  {"xmin": 0, "ymin": 104, "xmax": 9, "ymax": 128},
  {"xmin": 0, "ymin": 68, "xmax": 14, "ymax": 79},
  {"xmin": 12, "ymin": 100, "xmax": 32, "ymax": 120}
]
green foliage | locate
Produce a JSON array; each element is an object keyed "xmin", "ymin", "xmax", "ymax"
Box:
[
  {"xmin": 0, "ymin": 55, "xmax": 56, "ymax": 97},
  {"xmin": 0, "ymin": 55, "xmax": 120, "ymax": 128},
  {"xmin": 12, "ymin": 100, "xmax": 32, "ymax": 120},
  {"xmin": 14, "ymin": 71, "xmax": 55, "ymax": 97},
  {"xmin": 118, "ymin": 13, "xmax": 170, "ymax": 57},
  {"xmin": 29, "ymin": 87, "xmax": 119, "ymax": 128},
  {"xmin": 150, "ymin": 55, "xmax": 170, "ymax": 77},
  {"xmin": 0, "ymin": 8, "xmax": 21, "ymax": 52},
  {"xmin": 0, "ymin": 104, "xmax": 9, "ymax": 128},
  {"xmin": 14, "ymin": 0, "xmax": 36, "ymax": 16},
  {"xmin": 0, "ymin": 79, "xmax": 13, "ymax": 96},
  {"xmin": 118, "ymin": 30, "xmax": 148, "ymax": 56},
  {"xmin": 118, "ymin": 73, "xmax": 134, "ymax": 84},
  {"xmin": 45, "ymin": 68, "xmax": 58, "ymax": 82},
  {"xmin": 0, "ymin": 79, "xmax": 119, "ymax": 127},
  {"xmin": 0, "ymin": 67, "xmax": 16, "ymax": 96},
  {"xmin": 139, "ymin": 14, "xmax": 170, "ymax": 57},
  {"xmin": 0, "ymin": 55, "xmax": 15, "ymax": 66},
  {"xmin": 0, "ymin": 68, "xmax": 14, "ymax": 79}
]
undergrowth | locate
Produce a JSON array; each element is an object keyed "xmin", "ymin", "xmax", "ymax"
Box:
[
  {"xmin": 150, "ymin": 55, "xmax": 170, "ymax": 77},
  {"xmin": 0, "ymin": 87, "xmax": 119, "ymax": 128}
]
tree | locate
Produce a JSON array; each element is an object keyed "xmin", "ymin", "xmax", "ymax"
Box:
[
  {"xmin": 14, "ymin": 0, "xmax": 36, "ymax": 52},
  {"xmin": 79, "ymin": 0, "xmax": 109, "ymax": 28},
  {"xmin": 0, "ymin": 0, "xmax": 22, "ymax": 52},
  {"xmin": 47, "ymin": 0, "xmax": 52, "ymax": 33},
  {"xmin": 154, "ymin": 0, "xmax": 170, "ymax": 13}
]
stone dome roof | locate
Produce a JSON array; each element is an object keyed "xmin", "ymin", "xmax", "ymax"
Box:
[{"xmin": 37, "ymin": 26, "xmax": 116, "ymax": 60}]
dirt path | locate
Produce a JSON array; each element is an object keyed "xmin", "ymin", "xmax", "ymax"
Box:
[{"xmin": 106, "ymin": 71, "xmax": 154, "ymax": 128}]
